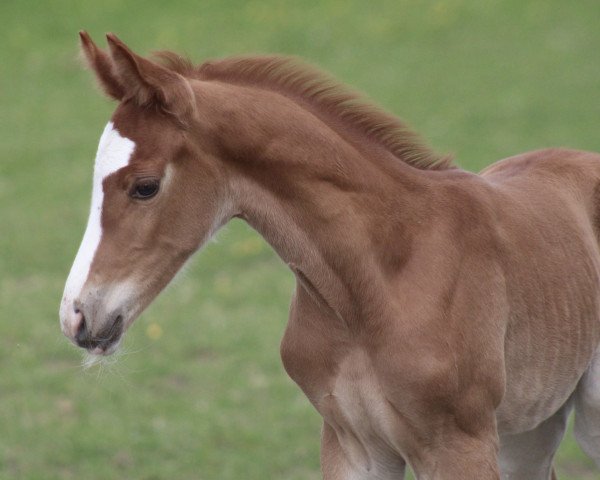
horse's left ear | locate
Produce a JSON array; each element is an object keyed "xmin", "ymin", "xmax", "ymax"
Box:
[
  {"xmin": 79, "ymin": 31, "xmax": 125, "ymax": 100},
  {"xmin": 105, "ymin": 33, "xmax": 197, "ymax": 120}
]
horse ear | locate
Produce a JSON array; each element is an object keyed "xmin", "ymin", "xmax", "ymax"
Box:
[
  {"xmin": 105, "ymin": 33, "xmax": 196, "ymax": 120},
  {"xmin": 79, "ymin": 31, "xmax": 125, "ymax": 100}
]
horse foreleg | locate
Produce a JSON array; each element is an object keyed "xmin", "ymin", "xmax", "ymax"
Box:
[
  {"xmin": 321, "ymin": 422, "xmax": 358, "ymax": 480},
  {"xmin": 410, "ymin": 430, "xmax": 500, "ymax": 480},
  {"xmin": 320, "ymin": 422, "xmax": 406, "ymax": 480}
]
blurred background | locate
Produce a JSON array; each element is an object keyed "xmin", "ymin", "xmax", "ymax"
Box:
[{"xmin": 1, "ymin": 0, "xmax": 599, "ymax": 478}]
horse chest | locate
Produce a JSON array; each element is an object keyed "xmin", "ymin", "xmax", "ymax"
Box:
[
  {"xmin": 318, "ymin": 350, "xmax": 401, "ymax": 439},
  {"xmin": 282, "ymin": 325, "xmax": 404, "ymax": 470}
]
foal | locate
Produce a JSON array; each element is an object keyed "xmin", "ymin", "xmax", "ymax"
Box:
[{"xmin": 60, "ymin": 32, "xmax": 600, "ymax": 479}]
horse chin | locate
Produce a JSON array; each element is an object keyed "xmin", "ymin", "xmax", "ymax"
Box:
[
  {"xmin": 93, "ymin": 337, "xmax": 122, "ymax": 356},
  {"xmin": 87, "ymin": 304, "xmax": 145, "ymax": 358}
]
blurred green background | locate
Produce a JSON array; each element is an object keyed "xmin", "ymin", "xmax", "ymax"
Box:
[{"xmin": 1, "ymin": 0, "xmax": 599, "ymax": 478}]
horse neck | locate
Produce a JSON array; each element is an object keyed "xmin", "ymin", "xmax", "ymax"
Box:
[{"xmin": 201, "ymin": 82, "xmax": 436, "ymax": 325}]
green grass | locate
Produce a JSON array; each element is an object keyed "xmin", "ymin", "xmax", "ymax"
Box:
[{"xmin": 1, "ymin": 0, "xmax": 599, "ymax": 478}]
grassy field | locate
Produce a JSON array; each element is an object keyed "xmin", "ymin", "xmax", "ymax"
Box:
[{"xmin": 1, "ymin": 1, "xmax": 599, "ymax": 478}]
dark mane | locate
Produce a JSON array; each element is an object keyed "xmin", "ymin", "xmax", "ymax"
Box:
[{"xmin": 155, "ymin": 52, "xmax": 454, "ymax": 171}]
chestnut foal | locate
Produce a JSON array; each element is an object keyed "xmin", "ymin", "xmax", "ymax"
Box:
[{"xmin": 60, "ymin": 33, "xmax": 600, "ymax": 479}]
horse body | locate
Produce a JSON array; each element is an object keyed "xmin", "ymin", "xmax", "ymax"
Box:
[
  {"xmin": 60, "ymin": 33, "xmax": 600, "ymax": 479},
  {"xmin": 279, "ymin": 148, "xmax": 600, "ymax": 477},
  {"xmin": 483, "ymin": 149, "xmax": 600, "ymax": 433}
]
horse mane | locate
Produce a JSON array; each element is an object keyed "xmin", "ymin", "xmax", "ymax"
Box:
[{"xmin": 154, "ymin": 51, "xmax": 454, "ymax": 171}]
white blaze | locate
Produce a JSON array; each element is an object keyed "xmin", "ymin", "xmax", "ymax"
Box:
[{"xmin": 60, "ymin": 122, "xmax": 136, "ymax": 326}]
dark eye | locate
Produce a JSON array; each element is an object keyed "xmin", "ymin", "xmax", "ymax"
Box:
[{"xmin": 130, "ymin": 178, "xmax": 160, "ymax": 199}]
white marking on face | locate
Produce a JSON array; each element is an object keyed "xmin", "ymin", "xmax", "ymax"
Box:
[{"xmin": 60, "ymin": 122, "xmax": 135, "ymax": 332}]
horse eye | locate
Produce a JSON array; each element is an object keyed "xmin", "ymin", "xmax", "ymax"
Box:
[{"xmin": 130, "ymin": 179, "xmax": 160, "ymax": 199}]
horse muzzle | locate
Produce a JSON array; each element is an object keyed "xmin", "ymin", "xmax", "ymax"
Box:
[{"xmin": 60, "ymin": 284, "xmax": 132, "ymax": 355}]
